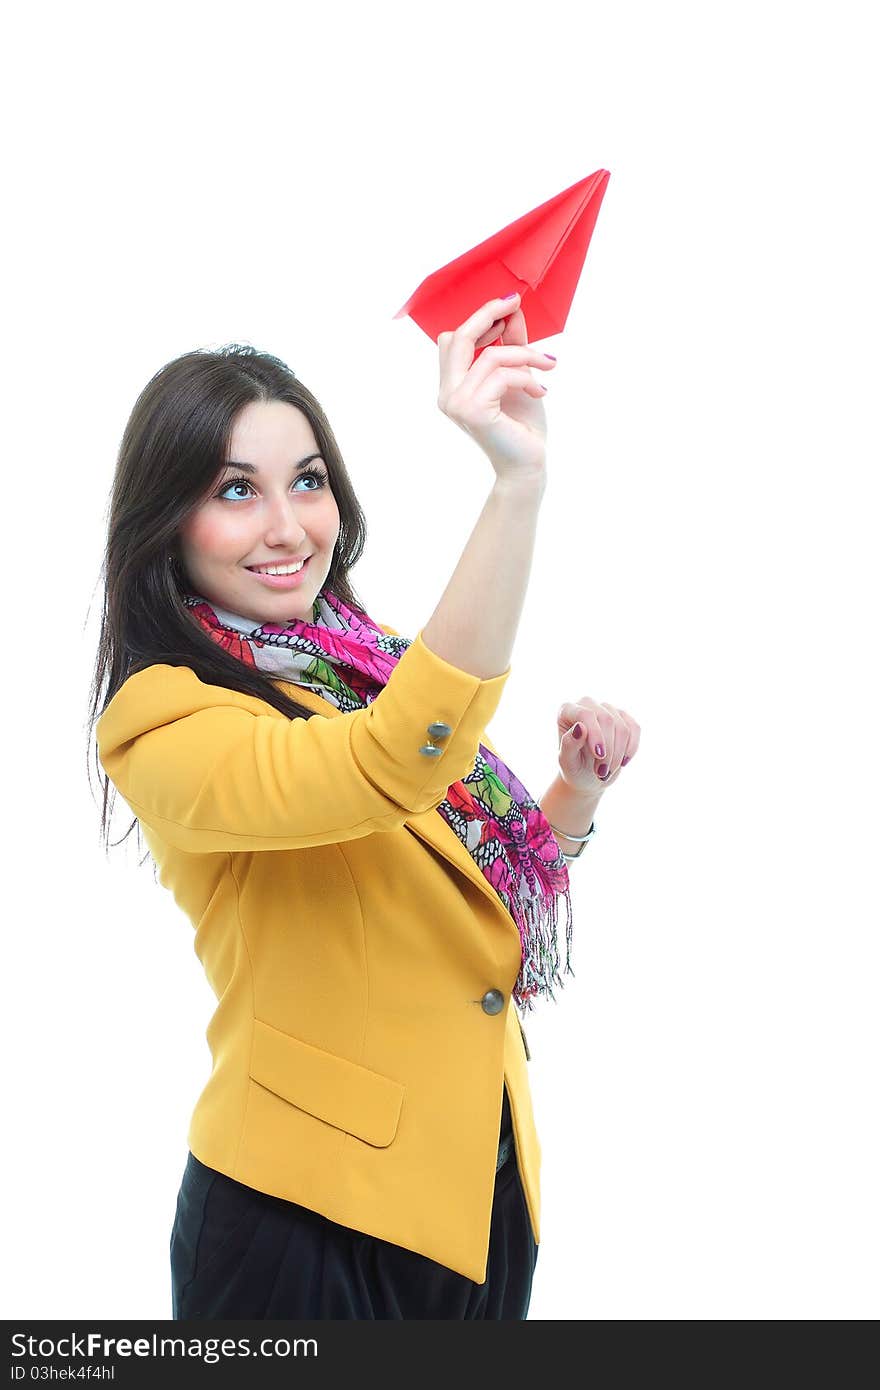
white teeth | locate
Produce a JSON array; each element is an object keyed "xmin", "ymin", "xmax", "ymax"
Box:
[{"xmin": 252, "ymin": 559, "xmax": 306, "ymax": 575}]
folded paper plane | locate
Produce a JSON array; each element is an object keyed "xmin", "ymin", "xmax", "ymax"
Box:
[{"xmin": 393, "ymin": 168, "xmax": 610, "ymax": 348}]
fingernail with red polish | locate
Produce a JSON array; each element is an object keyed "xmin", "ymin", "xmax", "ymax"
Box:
[
  {"xmin": 572, "ymin": 723, "xmax": 583, "ymax": 739},
  {"xmin": 622, "ymin": 756, "xmax": 629, "ymax": 766},
  {"xmin": 596, "ymin": 744, "xmax": 604, "ymax": 758},
  {"xmin": 597, "ymin": 763, "xmax": 608, "ymax": 778}
]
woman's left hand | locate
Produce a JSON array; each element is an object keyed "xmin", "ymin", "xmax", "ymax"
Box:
[{"xmin": 556, "ymin": 697, "xmax": 641, "ymax": 796}]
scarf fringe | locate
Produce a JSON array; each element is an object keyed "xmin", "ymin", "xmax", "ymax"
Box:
[{"xmin": 508, "ymin": 868, "xmax": 576, "ymax": 1013}]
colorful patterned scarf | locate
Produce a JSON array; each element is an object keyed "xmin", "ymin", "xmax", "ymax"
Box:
[{"xmin": 182, "ymin": 587, "xmax": 574, "ymax": 1011}]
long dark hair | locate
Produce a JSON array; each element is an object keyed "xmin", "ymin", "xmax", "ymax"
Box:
[{"xmin": 86, "ymin": 343, "xmax": 370, "ymax": 857}]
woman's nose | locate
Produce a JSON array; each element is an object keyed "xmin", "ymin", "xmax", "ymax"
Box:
[{"xmin": 264, "ymin": 495, "xmax": 308, "ymax": 538}]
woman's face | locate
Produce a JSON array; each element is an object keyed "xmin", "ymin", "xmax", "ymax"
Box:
[{"xmin": 177, "ymin": 400, "xmax": 341, "ymax": 624}]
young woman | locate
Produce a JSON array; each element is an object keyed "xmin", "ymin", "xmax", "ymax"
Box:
[{"xmin": 90, "ymin": 291, "xmax": 639, "ymax": 1319}]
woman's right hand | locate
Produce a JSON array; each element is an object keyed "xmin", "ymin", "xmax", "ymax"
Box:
[{"xmin": 436, "ymin": 292, "xmax": 556, "ymax": 484}]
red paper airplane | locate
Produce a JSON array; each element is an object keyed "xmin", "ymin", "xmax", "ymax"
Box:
[{"xmin": 393, "ymin": 168, "xmax": 610, "ymax": 348}]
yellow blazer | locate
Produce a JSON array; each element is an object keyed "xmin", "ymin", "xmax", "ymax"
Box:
[{"xmin": 96, "ymin": 624, "xmax": 541, "ymax": 1284}]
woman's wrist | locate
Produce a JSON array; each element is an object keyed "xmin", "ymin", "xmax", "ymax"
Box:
[
  {"xmin": 539, "ymin": 774, "xmax": 601, "ymax": 853},
  {"xmin": 490, "ymin": 466, "xmax": 548, "ymax": 498}
]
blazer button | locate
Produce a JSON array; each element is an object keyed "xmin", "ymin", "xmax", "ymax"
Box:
[
  {"xmin": 481, "ymin": 988, "xmax": 505, "ymax": 1015},
  {"xmin": 427, "ymin": 721, "xmax": 453, "ymax": 739},
  {"xmin": 418, "ymin": 743, "xmax": 444, "ymax": 757}
]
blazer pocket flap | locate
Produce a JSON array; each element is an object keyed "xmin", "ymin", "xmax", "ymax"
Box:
[{"xmin": 249, "ymin": 1018, "xmax": 405, "ymax": 1148}]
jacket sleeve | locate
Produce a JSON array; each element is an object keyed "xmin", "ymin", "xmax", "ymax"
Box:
[
  {"xmin": 378, "ymin": 623, "xmax": 502, "ymax": 758},
  {"xmin": 96, "ymin": 627, "xmax": 510, "ymax": 854}
]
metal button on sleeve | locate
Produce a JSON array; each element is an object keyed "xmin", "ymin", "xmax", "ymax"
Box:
[
  {"xmin": 481, "ymin": 989, "xmax": 505, "ymax": 1015},
  {"xmin": 420, "ymin": 719, "xmax": 453, "ymax": 757}
]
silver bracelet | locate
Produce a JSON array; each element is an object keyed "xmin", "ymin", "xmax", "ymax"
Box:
[{"xmin": 548, "ymin": 818, "xmax": 598, "ymax": 863}]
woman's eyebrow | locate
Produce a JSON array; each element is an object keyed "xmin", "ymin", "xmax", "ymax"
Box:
[{"xmin": 222, "ymin": 453, "xmax": 323, "ymax": 474}]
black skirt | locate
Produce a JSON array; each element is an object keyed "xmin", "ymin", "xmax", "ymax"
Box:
[{"xmin": 170, "ymin": 1084, "xmax": 539, "ymax": 1319}]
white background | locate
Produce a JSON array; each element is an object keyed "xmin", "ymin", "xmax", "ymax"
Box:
[{"xmin": 3, "ymin": 0, "xmax": 877, "ymax": 1320}]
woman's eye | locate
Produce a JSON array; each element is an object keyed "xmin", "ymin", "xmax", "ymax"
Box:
[
  {"xmin": 216, "ymin": 469, "xmax": 327, "ymax": 502},
  {"xmin": 218, "ymin": 481, "xmax": 251, "ymax": 500}
]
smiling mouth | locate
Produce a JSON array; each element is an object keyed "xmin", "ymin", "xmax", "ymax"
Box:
[{"xmin": 246, "ymin": 557, "xmax": 311, "ymax": 575}]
